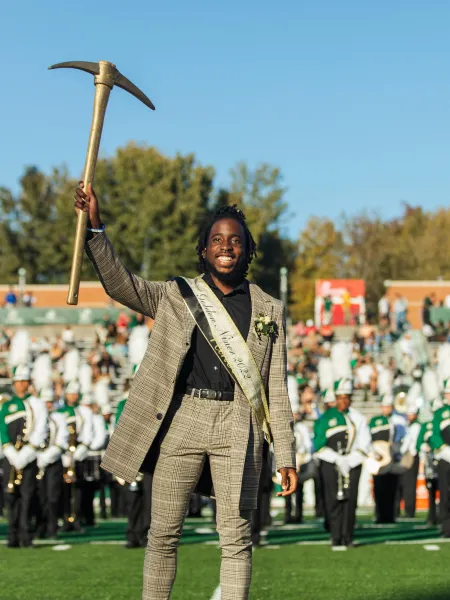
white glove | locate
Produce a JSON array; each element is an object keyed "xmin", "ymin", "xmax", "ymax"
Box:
[
  {"xmin": 73, "ymin": 444, "xmax": 89, "ymax": 462},
  {"xmin": 61, "ymin": 453, "xmax": 72, "ymax": 468},
  {"xmin": 365, "ymin": 456, "xmax": 382, "ymax": 476},
  {"xmin": 315, "ymin": 447, "xmax": 339, "ymax": 464},
  {"xmin": 347, "ymin": 451, "xmax": 364, "ymax": 469},
  {"xmin": 3, "ymin": 445, "xmax": 20, "ymax": 470},
  {"xmin": 16, "ymin": 445, "xmax": 37, "ymax": 470},
  {"xmin": 335, "ymin": 456, "xmax": 350, "ymax": 478},
  {"xmin": 436, "ymin": 446, "xmax": 450, "ymax": 464},
  {"xmin": 37, "ymin": 446, "xmax": 62, "ymax": 470}
]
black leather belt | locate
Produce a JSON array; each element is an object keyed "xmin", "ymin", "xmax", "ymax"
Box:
[{"xmin": 184, "ymin": 386, "xmax": 234, "ymax": 401}]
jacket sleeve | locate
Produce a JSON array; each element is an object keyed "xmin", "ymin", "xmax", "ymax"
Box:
[
  {"xmin": 267, "ymin": 304, "xmax": 296, "ymax": 471},
  {"xmin": 85, "ymin": 232, "xmax": 166, "ymax": 319},
  {"xmin": 53, "ymin": 412, "xmax": 70, "ymax": 452},
  {"xmin": 28, "ymin": 397, "xmax": 48, "ymax": 448},
  {"xmin": 347, "ymin": 414, "xmax": 371, "ymax": 468},
  {"xmin": 90, "ymin": 415, "xmax": 108, "ymax": 451},
  {"xmin": 77, "ymin": 406, "xmax": 94, "ymax": 448}
]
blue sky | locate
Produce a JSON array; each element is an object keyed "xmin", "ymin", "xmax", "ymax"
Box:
[{"xmin": 1, "ymin": 1, "xmax": 449, "ymax": 240}]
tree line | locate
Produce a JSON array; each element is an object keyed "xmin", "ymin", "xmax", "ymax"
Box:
[{"xmin": 1, "ymin": 143, "xmax": 447, "ymax": 320}]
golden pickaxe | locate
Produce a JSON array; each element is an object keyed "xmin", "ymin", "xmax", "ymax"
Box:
[{"xmin": 49, "ymin": 60, "xmax": 155, "ymax": 305}]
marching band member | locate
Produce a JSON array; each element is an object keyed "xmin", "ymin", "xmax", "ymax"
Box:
[
  {"xmin": 429, "ymin": 384, "xmax": 450, "ymax": 537},
  {"xmin": 314, "ymin": 378, "xmax": 370, "ymax": 549},
  {"xmin": 369, "ymin": 394, "xmax": 399, "ymax": 523},
  {"xmin": 36, "ymin": 387, "xmax": 69, "ymax": 538},
  {"xmin": 1, "ymin": 364, "xmax": 47, "ymax": 547},
  {"xmin": 397, "ymin": 400, "xmax": 421, "ymax": 518},
  {"xmin": 416, "ymin": 414, "xmax": 438, "ymax": 526},
  {"xmin": 59, "ymin": 381, "xmax": 93, "ymax": 531},
  {"xmin": 284, "ymin": 412, "xmax": 314, "ymax": 524},
  {"xmin": 83, "ymin": 400, "xmax": 108, "ymax": 526},
  {"xmin": 115, "ymin": 390, "xmax": 152, "ymax": 548}
]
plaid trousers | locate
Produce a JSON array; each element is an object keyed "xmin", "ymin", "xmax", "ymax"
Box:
[{"xmin": 143, "ymin": 393, "xmax": 253, "ymax": 600}]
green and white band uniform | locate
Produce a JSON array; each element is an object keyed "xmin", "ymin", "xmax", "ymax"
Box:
[{"xmin": 429, "ymin": 404, "xmax": 450, "ymax": 536}]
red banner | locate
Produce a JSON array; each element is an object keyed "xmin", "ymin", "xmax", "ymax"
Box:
[{"xmin": 315, "ymin": 279, "xmax": 365, "ymax": 326}]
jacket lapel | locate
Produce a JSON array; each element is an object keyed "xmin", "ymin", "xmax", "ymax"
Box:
[{"xmin": 247, "ymin": 283, "xmax": 272, "ymax": 371}]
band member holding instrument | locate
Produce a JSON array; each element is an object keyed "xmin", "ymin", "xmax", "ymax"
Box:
[
  {"xmin": 369, "ymin": 393, "xmax": 402, "ymax": 523},
  {"xmin": 82, "ymin": 400, "xmax": 108, "ymax": 526},
  {"xmin": 35, "ymin": 387, "xmax": 69, "ymax": 538},
  {"xmin": 0, "ymin": 364, "xmax": 47, "ymax": 547},
  {"xmin": 76, "ymin": 184, "xmax": 296, "ymax": 600},
  {"xmin": 417, "ymin": 417, "xmax": 438, "ymax": 526},
  {"xmin": 314, "ymin": 378, "xmax": 370, "ymax": 549},
  {"xmin": 285, "ymin": 410, "xmax": 314, "ymax": 524},
  {"xmin": 430, "ymin": 390, "xmax": 450, "ymax": 537},
  {"xmin": 59, "ymin": 380, "xmax": 94, "ymax": 531},
  {"xmin": 396, "ymin": 400, "xmax": 421, "ymax": 518}
]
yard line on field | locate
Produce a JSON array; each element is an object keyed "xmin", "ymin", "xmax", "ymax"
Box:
[
  {"xmin": 385, "ymin": 538, "xmax": 450, "ymax": 545},
  {"xmin": 89, "ymin": 540, "xmax": 126, "ymax": 545},
  {"xmin": 210, "ymin": 584, "xmax": 221, "ymax": 600}
]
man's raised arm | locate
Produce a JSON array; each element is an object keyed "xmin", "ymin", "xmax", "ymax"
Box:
[{"xmin": 75, "ymin": 182, "xmax": 165, "ymax": 319}]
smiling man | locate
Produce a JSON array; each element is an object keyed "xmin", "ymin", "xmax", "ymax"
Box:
[{"xmin": 75, "ymin": 183, "xmax": 297, "ymax": 600}]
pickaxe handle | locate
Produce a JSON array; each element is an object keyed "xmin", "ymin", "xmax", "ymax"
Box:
[
  {"xmin": 49, "ymin": 60, "xmax": 154, "ymax": 305},
  {"xmin": 67, "ymin": 83, "xmax": 111, "ymax": 305}
]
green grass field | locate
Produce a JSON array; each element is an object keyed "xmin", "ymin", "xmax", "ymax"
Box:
[{"xmin": 1, "ymin": 514, "xmax": 449, "ymax": 600}]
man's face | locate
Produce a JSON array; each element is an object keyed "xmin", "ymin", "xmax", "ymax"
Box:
[
  {"xmin": 381, "ymin": 405, "xmax": 393, "ymax": 417},
  {"xmin": 13, "ymin": 380, "xmax": 29, "ymax": 396},
  {"xmin": 66, "ymin": 393, "xmax": 79, "ymax": 406},
  {"xmin": 203, "ymin": 218, "xmax": 247, "ymax": 282},
  {"xmin": 336, "ymin": 395, "xmax": 351, "ymax": 411}
]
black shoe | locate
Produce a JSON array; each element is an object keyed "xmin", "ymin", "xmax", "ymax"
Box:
[
  {"xmin": 284, "ymin": 517, "xmax": 294, "ymax": 524},
  {"xmin": 7, "ymin": 541, "xmax": 20, "ymax": 548},
  {"xmin": 125, "ymin": 541, "xmax": 140, "ymax": 549},
  {"xmin": 22, "ymin": 541, "xmax": 34, "ymax": 548}
]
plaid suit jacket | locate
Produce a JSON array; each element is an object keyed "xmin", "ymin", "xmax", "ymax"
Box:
[{"xmin": 86, "ymin": 233, "xmax": 295, "ymax": 511}]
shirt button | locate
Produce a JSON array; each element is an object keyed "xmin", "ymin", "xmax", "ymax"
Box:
[{"xmin": 156, "ymin": 413, "xmax": 163, "ymax": 421}]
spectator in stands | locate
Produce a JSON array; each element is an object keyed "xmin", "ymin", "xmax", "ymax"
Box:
[
  {"xmin": 322, "ymin": 295, "xmax": 333, "ymax": 325},
  {"xmin": 375, "ymin": 316, "xmax": 392, "ymax": 350},
  {"xmin": 393, "ymin": 294, "xmax": 408, "ymax": 332},
  {"xmin": 3, "ymin": 286, "xmax": 17, "ymax": 307},
  {"xmin": 422, "ymin": 293, "xmax": 435, "ymax": 328},
  {"xmin": 342, "ymin": 288, "xmax": 352, "ymax": 325},
  {"xmin": 22, "ymin": 290, "xmax": 37, "ymax": 308},
  {"xmin": 62, "ymin": 326, "xmax": 75, "ymax": 345},
  {"xmin": 378, "ymin": 293, "xmax": 390, "ymax": 324},
  {"xmin": 319, "ymin": 321, "xmax": 334, "ymax": 343}
]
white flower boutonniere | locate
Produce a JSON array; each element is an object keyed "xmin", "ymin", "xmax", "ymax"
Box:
[{"xmin": 254, "ymin": 314, "xmax": 278, "ymax": 341}]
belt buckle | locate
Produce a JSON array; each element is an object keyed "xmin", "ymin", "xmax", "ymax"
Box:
[{"xmin": 211, "ymin": 390, "xmax": 217, "ymax": 400}]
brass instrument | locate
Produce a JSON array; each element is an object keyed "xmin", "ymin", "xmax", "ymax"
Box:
[
  {"xmin": 424, "ymin": 451, "xmax": 438, "ymax": 488},
  {"xmin": 336, "ymin": 441, "xmax": 349, "ymax": 502},
  {"xmin": 36, "ymin": 436, "xmax": 50, "ymax": 482},
  {"xmin": 7, "ymin": 434, "xmax": 25, "ymax": 494},
  {"xmin": 63, "ymin": 423, "xmax": 77, "ymax": 524}
]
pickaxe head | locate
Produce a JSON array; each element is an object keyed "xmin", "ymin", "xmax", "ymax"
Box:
[{"xmin": 48, "ymin": 60, "xmax": 155, "ymax": 110}]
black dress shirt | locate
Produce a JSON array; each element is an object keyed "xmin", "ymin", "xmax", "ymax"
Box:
[{"xmin": 178, "ymin": 272, "xmax": 252, "ymax": 392}]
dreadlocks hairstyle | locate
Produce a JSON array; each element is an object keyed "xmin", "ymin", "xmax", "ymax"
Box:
[{"xmin": 196, "ymin": 204, "xmax": 257, "ymax": 276}]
